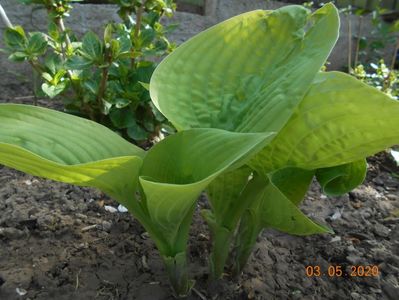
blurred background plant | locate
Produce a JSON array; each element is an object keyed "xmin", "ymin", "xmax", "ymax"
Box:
[
  {"xmin": 300, "ymin": 0, "xmax": 399, "ymax": 95},
  {"xmin": 1, "ymin": 0, "xmax": 177, "ymax": 146}
]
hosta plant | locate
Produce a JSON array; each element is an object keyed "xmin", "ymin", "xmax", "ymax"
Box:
[
  {"xmin": 150, "ymin": 3, "xmax": 399, "ymax": 279},
  {"xmin": 1, "ymin": 3, "xmax": 399, "ymax": 297}
]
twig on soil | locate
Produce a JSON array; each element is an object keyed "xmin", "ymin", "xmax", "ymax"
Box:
[
  {"xmin": 192, "ymin": 287, "xmax": 207, "ymax": 300},
  {"xmin": 75, "ymin": 269, "xmax": 82, "ymax": 291},
  {"xmin": 81, "ymin": 224, "xmax": 98, "ymax": 232},
  {"xmin": 14, "ymin": 95, "xmax": 35, "ymax": 100}
]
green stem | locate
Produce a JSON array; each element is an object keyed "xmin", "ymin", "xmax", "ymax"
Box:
[
  {"xmin": 163, "ymin": 253, "xmax": 195, "ymax": 298},
  {"xmin": 96, "ymin": 67, "xmax": 109, "ymax": 115},
  {"xmin": 231, "ymin": 209, "xmax": 263, "ymax": 277},
  {"xmin": 53, "ymin": 15, "xmax": 84, "ymax": 107},
  {"xmin": 205, "ymin": 172, "xmax": 265, "ymax": 279},
  {"xmin": 131, "ymin": 0, "xmax": 147, "ymax": 67},
  {"xmin": 383, "ymin": 36, "xmax": 399, "ymax": 92},
  {"xmin": 55, "ymin": 16, "xmax": 71, "ymax": 49},
  {"xmin": 123, "ymin": 193, "xmax": 195, "ymax": 297},
  {"xmin": 354, "ymin": 16, "xmax": 363, "ymax": 68},
  {"xmin": 347, "ymin": 11, "xmax": 353, "ymax": 73},
  {"xmin": 209, "ymin": 227, "xmax": 233, "ymax": 279},
  {"xmin": 202, "ymin": 209, "xmax": 233, "ymax": 279}
]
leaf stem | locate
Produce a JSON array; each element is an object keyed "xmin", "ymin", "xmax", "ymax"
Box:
[
  {"xmin": 55, "ymin": 17, "xmax": 71, "ymax": 49},
  {"xmin": 389, "ymin": 36, "xmax": 399, "ymax": 72},
  {"xmin": 96, "ymin": 67, "xmax": 109, "ymax": 116},
  {"xmin": 383, "ymin": 36, "xmax": 399, "ymax": 92},
  {"xmin": 163, "ymin": 253, "xmax": 194, "ymax": 298},
  {"xmin": 131, "ymin": 0, "xmax": 147, "ymax": 67},
  {"xmin": 354, "ymin": 16, "xmax": 363, "ymax": 68},
  {"xmin": 231, "ymin": 210, "xmax": 263, "ymax": 277},
  {"xmin": 52, "ymin": 13, "xmax": 83, "ymax": 108},
  {"xmin": 347, "ymin": 11, "xmax": 353, "ymax": 73}
]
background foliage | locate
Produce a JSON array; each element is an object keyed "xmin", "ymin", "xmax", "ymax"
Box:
[{"xmin": 2, "ymin": 0, "xmax": 177, "ymax": 145}]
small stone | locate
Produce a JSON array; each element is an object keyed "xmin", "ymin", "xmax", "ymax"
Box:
[
  {"xmin": 302, "ymin": 277, "xmax": 312, "ymax": 289},
  {"xmin": 376, "ymin": 200, "xmax": 394, "ymax": 215},
  {"xmin": 16, "ymin": 287, "xmax": 27, "ymax": 296},
  {"xmin": 141, "ymin": 232, "xmax": 149, "ymax": 239},
  {"xmin": 81, "ymin": 224, "xmax": 97, "ymax": 232},
  {"xmin": 373, "ymin": 177, "xmax": 384, "ymax": 186},
  {"xmin": 382, "ymin": 281, "xmax": 399, "ymax": 300},
  {"xmin": 330, "ymin": 236, "xmax": 341, "ymax": 243},
  {"xmin": 347, "ymin": 245, "xmax": 357, "ymax": 252},
  {"xmin": 372, "ymin": 248, "xmax": 389, "ymax": 262},
  {"xmin": 385, "ymin": 274, "xmax": 399, "ymax": 287},
  {"xmin": 386, "ymin": 194, "xmax": 398, "ymax": 201},
  {"xmin": 75, "ymin": 213, "xmax": 87, "ymax": 220},
  {"xmin": 382, "ymin": 217, "xmax": 399, "ymax": 225},
  {"xmin": 104, "ymin": 205, "xmax": 117, "ymax": 213},
  {"xmin": 329, "ymin": 208, "xmax": 342, "ymax": 220},
  {"xmin": 0, "ymin": 227, "xmax": 26, "ymax": 239},
  {"xmin": 369, "ymin": 288, "xmax": 382, "ymax": 294},
  {"xmin": 101, "ymin": 221, "xmax": 112, "ymax": 232},
  {"xmin": 350, "ymin": 292, "xmax": 361, "ymax": 300},
  {"xmin": 373, "ymin": 223, "xmax": 391, "ymax": 238},
  {"xmin": 347, "ymin": 232, "xmax": 371, "ymax": 240},
  {"xmin": 117, "ymin": 204, "xmax": 128, "ymax": 213},
  {"xmin": 291, "ymin": 290, "xmax": 302, "ymax": 300},
  {"xmin": 346, "ymin": 254, "xmax": 363, "ymax": 265}
]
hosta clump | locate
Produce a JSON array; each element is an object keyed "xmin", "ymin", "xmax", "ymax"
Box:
[
  {"xmin": 1, "ymin": 3, "xmax": 399, "ymax": 297},
  {"xmin": 150, "ymin": 3, "xmax": 399, "ymax": 279}
]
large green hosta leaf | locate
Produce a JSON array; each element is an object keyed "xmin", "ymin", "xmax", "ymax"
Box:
[
  {"xmin": 232, "ymin": 172, "xmax": 329, "ymax": 274},
  {"xmin": 0, "ymin": 104, "xmax": 144, "ymax": 204},
  {"xmin": 316, "ymin": 159, "xmax": 367, "ymax": 196},
  {"xmin": 268, "ymin": 167, "xmax": 315, "ymax": 205},
  {"xmin": 138, "ymin": 128, "xmax": 274, "ymax": 254},
  {"xmin": 251, "ymin": 71, "xmax": 399, "ymax": 173},
  {"xmin": 136, "ymin": 128, "xmax": 274, "ymax": 294},
  {"xmin": 150, "ymin": 4, "xmax": 339, "ymax": 133}
]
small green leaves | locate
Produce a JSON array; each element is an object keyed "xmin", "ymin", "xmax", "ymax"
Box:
[
  {"xmin": 82, "ymin": 31, "xmax": 103, "ymax": 61},
  {"xmin": 66, "ymin": 55, "xmax": 93, "ymax": 70},
  {"xmin": 26, "ymin": 32, "xmax": 48, "ymax": 56},
  {"xmin": 3, "ymin": 27, "xmax": 48, "ymax": 61},
  {"xmin": 42, "ymin": 82, "xmax": 67, "ymax": 98},
  {"xmin": 4, "ymin": 26, "xmax": 27, "ymax": 51}
]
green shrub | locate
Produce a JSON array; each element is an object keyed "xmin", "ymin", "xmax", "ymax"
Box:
[{"xmin": 2, "ymin": 0, "xmax": 176, "ymax": 144}]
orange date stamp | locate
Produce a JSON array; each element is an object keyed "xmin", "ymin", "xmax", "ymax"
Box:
[{"xmin": 305, "ymin": 265, "xmax": 379, "ymax": 277}]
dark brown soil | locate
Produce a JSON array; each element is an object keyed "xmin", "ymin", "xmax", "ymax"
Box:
[{"xmin": 0, "ymin": 82, "xmax": 399, "ymax": 300}]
